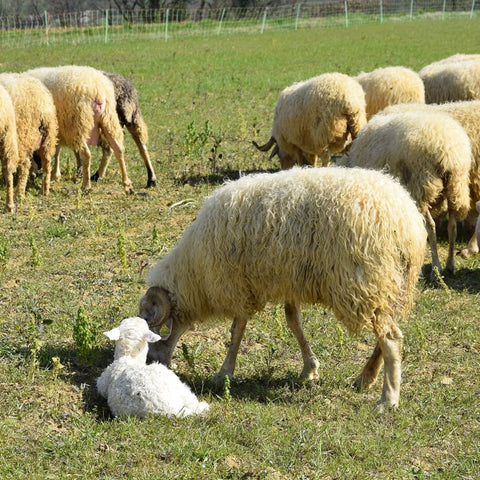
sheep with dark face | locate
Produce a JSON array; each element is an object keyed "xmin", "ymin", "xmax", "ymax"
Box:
[{"xmin": 139, "ymin": 167, "xmax": 426, "ymax": 409}]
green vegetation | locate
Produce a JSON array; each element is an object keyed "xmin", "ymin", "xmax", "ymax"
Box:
[{"xmin": 0, "ymin": 19, "xmax": 479, "ymax": 479}]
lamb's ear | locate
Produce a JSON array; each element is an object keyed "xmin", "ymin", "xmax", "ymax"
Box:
[
  {"xmin": 104, "ymin": 327, "xmax": 121, "ymax": 341},
  {"xmin": 144, "ymin": 330, "xmax": 161, "ymax": 344}
]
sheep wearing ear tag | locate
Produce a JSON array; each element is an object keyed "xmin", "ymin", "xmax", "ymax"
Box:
[{"xmin": 97, "ymin": 317, "xmax": 209, "ymax": 418}]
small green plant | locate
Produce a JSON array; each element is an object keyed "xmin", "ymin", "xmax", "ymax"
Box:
[
  {"xmin": 29, "ymin": 235, "xmax": 41, "ymax": 268},
  {"xmin": 50, "ymin": 356, "xmax": 65, "ymax": 381},
  {"xmin": 73, "ymin": 306, "xmax": 99, "ymax": 362},
  {"xmin": 223, "ymin": 375, "xmax": 232, "ymax": 405},
  {"xmin": 117, "ymin": 224, "xmax": 128, "ymax": 270},
  {"xmin": 152, "ymin": 224, "xmax": 159, "ymax": 246},
  {"xmin": 0, "ymin": 242, "xmax": 7, "ymax": 268}
]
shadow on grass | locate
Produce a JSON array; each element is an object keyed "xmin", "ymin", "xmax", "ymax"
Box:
[
  {"xmin": 421, "ymin": 263, "xmax": 480, "ymax": 293},
  {"xmin": 176, "ymin": 167, "xmax": 279, "ymax": 187}
]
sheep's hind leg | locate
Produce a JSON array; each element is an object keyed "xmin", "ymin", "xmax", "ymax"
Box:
[
  {"xmin": 353, "ymin": 342, "xmax": 383, "ymax": 390},
  {"xmin": 127, "ymin": 124, "xmax": 157, "ymax": 188},
  {"xmin": 445, "ymin": 210, "xmax": 457, "ymax": 275},
  {"xmin": 101, "ymin": 130, "xmax": 134, "ymax": 194},
  {"xmin": 424, "ymin": 208, "xmax": 443, "ymax": 281},
  {"xmin": 78, "ymin": 143, "xmax": 92, "ymax": 193},
  {"xmin": 285, "ymin": 302, "xmax": 319, "ymax": 380},
  {"xmin": 215, "ymin": 316, "xmax": 248, "ymax": 387},
  {"xmin": 377, "ymin": 325, "xmax": 403, "ymax": 410}
]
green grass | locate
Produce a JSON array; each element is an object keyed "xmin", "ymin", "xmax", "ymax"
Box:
[{"xmin": 1, "ymin": 18, "xmax": 480, "ymax": 479}]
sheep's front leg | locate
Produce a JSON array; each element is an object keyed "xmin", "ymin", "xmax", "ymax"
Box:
[
  {"xmin": 148, "ymin": 321, "xmax": 190, "ymax": 367},
  {"xmin": 445, "ymin": 210, "xmax": 457, "ymax": 275},
  {"xmin": 424, "ymin": 208, "xmax": 442, "ymax": 280},
  {"xmin": 353, "ymin": 342, "xmax": 383, "ymax": 390},
  {"xmin": 378, "ymin": 325, "xmax": 403, "ymax": 410},
  {"xmin": 284, "ymin": 302, "xmax": 319, "ymax": 380},
  {"xmin": 215, "ymin": 316, "xmax": 248, "ymax": 386}
]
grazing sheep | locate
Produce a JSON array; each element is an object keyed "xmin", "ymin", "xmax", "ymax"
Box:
[
  {"xmin": 339, "ymin": 110, "xmax": 472, "ymax": 279},
  {"xmin": 381, "ymin": 100, "xmax": 480, "ymax": 258},
  {"xmin": 355, "ymin": 66, "xmax": 425, "ymax": 119},
  {"xmin": 0, "ymin": 84, "xmax": 19, "ymax": 212},
  {"xmin": 253, "ymin": 73, "xmax": 366, "ymax": 168},
  {"xmin": 139, "ymin": 167, "xmax": 426, "ymax": 409},
  {"xmin": 25, "ymin": 65, "xmax": 134, "ymax": 194},
  {"xmin": 419, "ymin": 58, "xmax": 480, "ymax": 104},
  {"xmin": 57, "ymin": 71, "xmax": 157, "ymax": 188},
  {"xmin": 97, "ymin": 317, "xmax": 210, "ymax": 419},
  {"xmin": 0, "ymin": 73, "xmax": 58, "ymax": 200}
]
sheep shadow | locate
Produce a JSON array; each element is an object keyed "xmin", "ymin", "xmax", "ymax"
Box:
[{"xmin": 176, "ymin": 167, "xmax": 279, "ymax": 187}]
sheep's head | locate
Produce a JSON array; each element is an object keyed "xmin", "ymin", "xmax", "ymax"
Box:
[
  {"xmin": 138, "ymin": 286, "xmax": 172, "ymax": 333},
  {"xmin": 104, "ymin": 317, "xmax": 161, "ymax": 362}
]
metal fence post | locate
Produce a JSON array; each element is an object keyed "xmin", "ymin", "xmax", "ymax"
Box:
[
  {"xmin": 345, "ymin": 0, "xmax": 349, "ymax": 27},
  {"xmin": 217, "ymin": 8, "xmax": 225, "ymax": 35},
  {"xmin": 410, "ymin": 0, "xmax": 414, "ymax": 20},
  {"xmin": 44, "ymin": 10, "xmax": 49, "ymax": 46},
  {"xmin": 380, "ymin": 0, "xmax": 383, "ymax": 23},
  {"xmin": 295, "ymin": 3, "xmax": 302, "ymax": 31},
  {"xmin": 261, "ymin": 8, "xmax": 268, "ymax": 34},
  {"xmin": 442, "ymin": 0, "xmax": 446, "ymax": 19},
  {"xmin": 165, "ymin": 8, "xmax": 169, "ymax": 41},
  {"xmin": 471, "ymin": 0, "xmax": 476, "ymax": 18},
  {"xmin": 104, "ymin": 9, "xmax": 108, "ymax": 43}
]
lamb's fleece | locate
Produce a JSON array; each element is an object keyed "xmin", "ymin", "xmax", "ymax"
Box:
[
  {"xmin": 355, "ymin": 66, "xmax": 425, "ymax": 119},
  {"xmin": 0, "ymin": 84, "xmax": 19, "ymax": 212},
  {"xmin": 97, "ymin": 317, "xmax": 209, "ymax": 419}
]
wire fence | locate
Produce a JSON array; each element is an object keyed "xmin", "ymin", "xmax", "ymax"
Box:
[{"xmin": 0, "ymin": 1, "xmax": 478, "ymax": 48}]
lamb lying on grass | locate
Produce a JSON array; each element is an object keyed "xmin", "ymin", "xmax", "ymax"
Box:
[{"xmin": 97, "ymin": 317, "xmax": 209, "ymax": 419}]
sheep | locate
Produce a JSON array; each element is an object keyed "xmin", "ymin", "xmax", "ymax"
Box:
[
  {"xmin": 354, "ymin": 66, "xmax": 425, "ymax": 119},
  {"xmin": 0, "ymin": 73, "xmax": 58, "ymax": 201},
  {"xmin": 97, "ymin": 316, "xmax": 210, "ymax": 419},
  {"xmin": 0, "ymin": 84, "xmax": 19, "ymax": 212},
  {"xmin": 25, "ymin": 65, "xmax": 134, "ymax": 194},
  {"xmin": 253, "ymin": 73, "xmax": 366, "ymax": 168},
  {"xmin": 138, "ymin": 167, "xmax": 426, "ymax": 409},
  {"xmin": 419, "ymin": 58, "xmax": 480, "ymax": 104},
  {"xmin": 51, "ymin": 71, "xmax": 157, "ymax": 189},
  {"xmin": 338, "ymin": 110, "xmax": 472, "ymax": 280},
  {"xmin": 380, "ymin": 100, "xmax": 480, "ymax": 258}
]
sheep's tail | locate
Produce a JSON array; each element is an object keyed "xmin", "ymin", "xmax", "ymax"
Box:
[{"xmin": 252, "ymin": 136, "xmax": 279, "ymax": 160}]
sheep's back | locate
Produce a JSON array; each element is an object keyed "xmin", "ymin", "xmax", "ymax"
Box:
[{"xmin": 149, "ymin": 167, "xmax": 426, "ymax": 336}]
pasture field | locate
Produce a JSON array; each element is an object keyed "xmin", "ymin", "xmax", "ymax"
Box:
[{"xmin": 0, "ymin": 18, "xmax": 480, "ymax": 479}]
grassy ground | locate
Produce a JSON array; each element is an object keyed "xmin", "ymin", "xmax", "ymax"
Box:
[{"xmin": 0, "ymin": 18, "xmax": 480, "ymax": 479}]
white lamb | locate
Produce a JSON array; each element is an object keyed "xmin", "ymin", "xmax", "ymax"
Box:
[
  {"xmin": 253, "ymin": 73, "xmax": 366, "ymax": 168},
  {"xmin": 139, "ymin": 167, "xmax": 426, "ymax": 409},
  {"xmin": 97, "ymin": 317, "xmax": 210, "ymax": 419}
]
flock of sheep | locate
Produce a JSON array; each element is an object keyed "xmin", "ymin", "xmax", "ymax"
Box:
[{"xmin": 2, "ymin": 54, "xmax": 479, "ymax": 418}]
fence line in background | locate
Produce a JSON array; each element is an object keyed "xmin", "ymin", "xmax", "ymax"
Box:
[{"xmin": 0, "ymin": 1, "xmax": 478, "ymax": 48}]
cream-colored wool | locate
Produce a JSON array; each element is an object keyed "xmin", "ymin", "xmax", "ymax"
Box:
[
  {"xmin": 0, "ymin": 73, "xmax": 58, "ymax": 199},
  {"xmin": 419, "ymin": 58, "xmax": 480, "ymax": 104},
  {"xmin": 0, "ymin": 84, "xmax": 19, "ymax": 212},
  {"xmin": 355, "ymin": 66, "xmax": 425, "ymax": 119},
  {"xmin": 339, "ymin": 110, "xmax": 471, "ymax": 278},
  {"xmin": 139, "ymin": 167, "xmax": 426, "ymax": 408},
  {"xmin": 25, "ymin": 65, "xmax": 133, "ymax": 194},
  {"xmin": 253, "ymin": 73, "xmax": 366, "ymax": 168},
  {"xmin": 381, "ymin": 100, "xmax": 480, "ymax": 257},
  {"xmin": 97, "ymin": 317, "xmax": 209, "ymax": 419}
]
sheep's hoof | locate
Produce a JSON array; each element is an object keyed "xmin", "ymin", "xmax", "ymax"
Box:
[
  {"xmin": 353, "ymin": 372, "xmax": 377, "ymax": 391},
  {"xmin": 213, "ymin": 370, "xmax": 233, "ymax": 390},
  {"xmin": 91, "ymin": 172, "xmax": 100, "ymax": 182},
  {"xmin": 124, "ymin": 185, "xmax": 135, "ymax": 195},
  {"xmin": 299, "ymin": 358, "xmax": 320, "ymax": 381},
  {"xmin": 376, "ymin": 399, "xmax": 398, "ymax": 413},
  {"xmin": 146, "ymin": 179, "xmax": 157, "ymax": 188},
  {"xmin": 457, "ymin": 248, "xmax": 476, "ymax": 258}
]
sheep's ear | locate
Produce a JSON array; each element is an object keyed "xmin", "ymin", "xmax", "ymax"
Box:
[
  {"xmin": 144, "ymin": 331, "xmax": 161, "ymax": 344},
  {"xmin": 104, "ymin": 327, "xmax": 121, "ymax": 341}
]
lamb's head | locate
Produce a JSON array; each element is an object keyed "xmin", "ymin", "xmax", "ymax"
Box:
[
  {"xmin": 138, "ymin": 286, "xmax": 172, "ymax": 332},
  {"xmin": 104, "ymin": 317, "xmax": 161, "ymax": 362}
]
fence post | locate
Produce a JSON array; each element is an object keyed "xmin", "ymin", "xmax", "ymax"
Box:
[
  {"xmin": 410, "ymin": 0, "xmax": 414, "ymax": 20},
  {"xmin": 379, "ymin": 0, "xmax": 383, "ymax": 23},
  {"xmin": 217, "ymin": 8, "xmax": 225, "ymax": 35},
  {"xmin": 344, "ymin": 0, "xmax": 349, "ymax": 27},
  {"xmin": 261, "ymin": 8, "xmax": 268, "ymax": 34},
  {"xmin": 44, "ymin": 10, "xmax": 49, "ymax": 46},
  {"xmin": 471, "ymin": 0, "xmax": 476, "ymax": 18},
  {"xmin": 104, "ymin": 9, "xmax": 108, "ymax": 43},
  {"xmin": 165, "ymin": 8, "xmax": 169, "ymax": 41},
  {"xmin": 442, "ymin": 0, "xmax": 446, "ymax": 19},
  {"xmin": 295, "ymin": 3, "xmax": 302, "ymax": 31}
]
